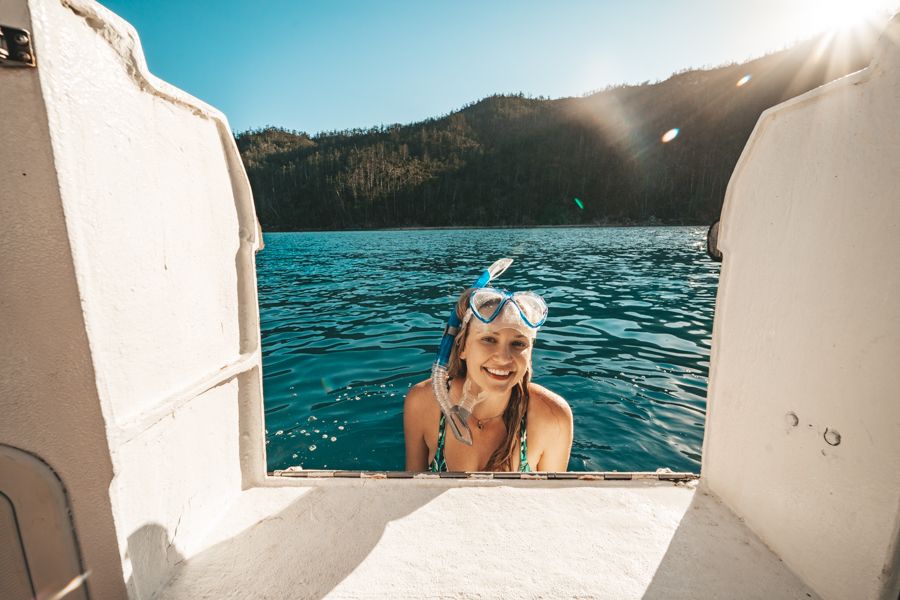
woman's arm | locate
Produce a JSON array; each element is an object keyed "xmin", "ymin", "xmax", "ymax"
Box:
[
  {"xmin": 531, "ymin": 386, "xmax": 574, "ymax": 472},
  {"xmin": 403, "ymin": 382, "xmax": 432, "ymax": 471}
]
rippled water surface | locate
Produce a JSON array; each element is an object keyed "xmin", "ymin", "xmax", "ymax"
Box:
[{"xmin": 258, "ymin": 227, "xmax": 719, "ymax": 472}]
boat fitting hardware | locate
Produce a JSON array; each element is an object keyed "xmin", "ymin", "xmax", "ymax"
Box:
[
  {"xmin": 824, "ymin": 428, "xmax": 841, "ymax": 446},
  {"xmin": 706, "ymin": 220, "xmax": 722, "ymax": 262},
  {"xmin": 0, "ymin": 25, "xmax": 36, "ymax": 67}
]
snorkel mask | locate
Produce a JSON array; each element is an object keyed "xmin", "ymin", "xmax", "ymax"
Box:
[
  {"xmin": 431, "ymin": 259, "xmax": 548, "ymax": 445},
  {"xmin": 465, "ymin": 288, "xmax": 548, "ymax": 332}
]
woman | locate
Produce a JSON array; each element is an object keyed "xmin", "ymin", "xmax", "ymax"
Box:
[{"xmin": 404, "ymin": 286, "xmax": 573, "ymax": 472}]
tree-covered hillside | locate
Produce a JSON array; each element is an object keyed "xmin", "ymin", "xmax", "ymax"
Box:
[{"xmin": 237, "ymin": 30, "xmax": 877, "ymax": 230}]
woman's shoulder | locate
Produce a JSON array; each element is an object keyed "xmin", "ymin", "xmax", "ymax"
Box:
[
  {"xmin": 526, "ymin": 382, "xmax": 573, "ymax": 428},
  {"xmin": 404, "ymin": 379, "xmax": 439, "ymax": 418},
  {"xmin": 525, "ymin": 382, "xmax": 573, "ymax": 469}
]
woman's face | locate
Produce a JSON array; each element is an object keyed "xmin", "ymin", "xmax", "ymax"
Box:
[{"xmin": 459, "ymin": 320, "xmax": 534, "ymax": 394}]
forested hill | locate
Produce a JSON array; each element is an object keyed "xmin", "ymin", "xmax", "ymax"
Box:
[{"xmin": 237, "ymin": 30, "xmax": 878, "ymax": 231}]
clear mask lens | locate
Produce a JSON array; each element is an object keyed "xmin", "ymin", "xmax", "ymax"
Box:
[{"xmin": 470, "ymin": 289, "xmax": 548, "ymax": 328}]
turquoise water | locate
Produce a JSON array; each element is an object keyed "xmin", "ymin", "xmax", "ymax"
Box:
[{"xmin": 258, "ymin": 227, "xmax": 719, "ymax": 472}]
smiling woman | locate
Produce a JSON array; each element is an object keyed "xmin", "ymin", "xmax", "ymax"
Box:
[{"xmin": 403, "ymin": 279, "xmax": 573, "ymax": 473}]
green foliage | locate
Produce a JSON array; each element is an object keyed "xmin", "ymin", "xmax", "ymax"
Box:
[{"xmin": 235, "ymin": 32, "xmax": 876, "ymax": 231}]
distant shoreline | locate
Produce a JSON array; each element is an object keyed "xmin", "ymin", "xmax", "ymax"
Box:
[{"xmin": 261, "ymin": 222, "xmax": 711, "ymax": 234}]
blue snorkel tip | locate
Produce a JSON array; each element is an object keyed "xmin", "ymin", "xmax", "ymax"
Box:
[{"xmin": 473, "ymin": 269, "xmax": 492, "ymax": 289}]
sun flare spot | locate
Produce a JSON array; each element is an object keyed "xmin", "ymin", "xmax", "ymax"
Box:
[
  {"xmin": 736, "ymin": 74, "xmax": 752, "ymax": 87},
  {"xmin": 661, "ymin": 128, "xmax": 680, "ymax": 143}
]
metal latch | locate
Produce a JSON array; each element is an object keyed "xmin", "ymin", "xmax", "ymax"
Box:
[{"xmin": 0, "ymin": 25, "xmax": 35, "ymax": 67}]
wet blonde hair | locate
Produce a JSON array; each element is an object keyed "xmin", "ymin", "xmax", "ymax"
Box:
[{"xmin": 447, "ymin": 288, "xmax": 531, "ymax": 471}]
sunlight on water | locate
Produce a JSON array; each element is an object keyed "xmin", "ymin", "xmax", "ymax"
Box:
[{"xmin": 257, "ymin": 227, "xmax": 719, "ymax": 472}]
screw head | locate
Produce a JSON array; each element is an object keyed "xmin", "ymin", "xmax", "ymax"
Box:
[
  {"xmin": 17, "ymin": 51, "xmax": 32, "ymax": 63},
  {"xmin": 15, "ymin": 33, "xmax": 29, "ymax": 45}
]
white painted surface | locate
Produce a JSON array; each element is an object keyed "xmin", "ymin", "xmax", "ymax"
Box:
[
  {"xmin": 0, "ymin": 0, "xmax": 128, "ymax": 595},
  {"xmin": 158, "ymin": 481, "xmax": 818, "ymax": 600},
  {"xmin": 703, "ymin": 15, "xmax": 900, "ymax": 600},
  {"xmin": 35, "ymin": 0, "xmax": 244, "ymax": 426},
  {"xmin": 2, "ymin": 0, "xmax": 263, "ymax": 597},
  {"xmin": 112, "ymin": 381, "xmax": 242, "ymax": 598}
]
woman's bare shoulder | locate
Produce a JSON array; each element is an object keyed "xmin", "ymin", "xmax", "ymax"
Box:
[
  {"xmin": 404, "ymin": 379, "xmax": 439, "ymax": 417},
  {"xmin": 526, "ymin": 383, "xmax": 573, "ymax": 470},
  {"xmin": 528, "ymin": 383, "xmax": 572, "ymax": 418},
  {"xmin": 527, "ymin": 382, "xmax": 573, "ymax": 433}
]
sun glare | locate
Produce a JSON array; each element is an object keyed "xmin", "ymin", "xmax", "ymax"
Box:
[{"xmin": 799, "ymin": 0, "xmax": 894, "ymax": 35}]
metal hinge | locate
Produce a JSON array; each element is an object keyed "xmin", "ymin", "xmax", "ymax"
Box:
[{"xmin": 0, "ymin": 25, "xmax": 35, "ymax": 67}]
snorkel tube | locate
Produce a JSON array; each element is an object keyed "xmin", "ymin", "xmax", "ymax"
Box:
[{"xmin": 432, "ymin": 258, "xmax": 512, "ymax": 446}]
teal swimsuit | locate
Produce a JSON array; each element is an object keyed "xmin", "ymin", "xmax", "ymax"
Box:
[{"xmin": 429, "ymin": 412, "xmax": 531, "ymax": 472}]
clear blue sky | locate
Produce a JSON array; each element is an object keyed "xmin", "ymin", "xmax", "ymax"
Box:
[{"xmin": 97, "ymin": 0, "xmax": 897, "ymax": 134}]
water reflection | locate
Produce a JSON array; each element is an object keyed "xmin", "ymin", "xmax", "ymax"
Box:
[{"xmin": 258, "ymin": 226, "xmax": 719, "ymax": 472}]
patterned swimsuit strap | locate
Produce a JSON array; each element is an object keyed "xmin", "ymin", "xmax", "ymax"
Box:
[{"xmin": 433, "ymin": 411, "xmax": 529, "ymax": 472}]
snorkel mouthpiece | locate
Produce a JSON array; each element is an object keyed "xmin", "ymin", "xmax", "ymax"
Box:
[
  {"xmin": 445, "ymin": 405, "xmax": 473, "ymax": 444},
  {"xmin": 431, "ymin": 258, "xmax": 513, "ymax": 446}
]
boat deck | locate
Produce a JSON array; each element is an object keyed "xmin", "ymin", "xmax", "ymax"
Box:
[{"xmin": 157, "ymin": 480, "xmax": 818, "ymax": 599}]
